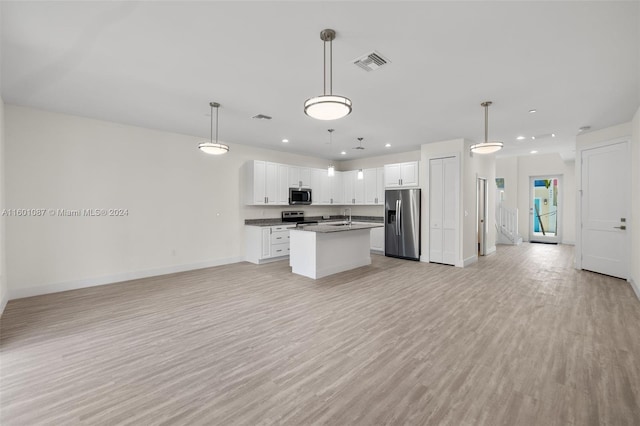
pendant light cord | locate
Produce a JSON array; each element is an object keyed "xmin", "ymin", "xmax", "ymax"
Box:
[
  {"xmin": 322, "ymin": 34, "xmax": 333, "ymax": 96},
  {"xmin": 215, "ymin": 105, "xmax": 219, "ymax": 144},
  {"xmin": 329, "ymin": 37, "xmax": 333, "ymax": 95},
  {"xmin": 323, "ymin": 38, "xmax": 327, "ymax": 95},
  {"xmin": 485, "ymin": 104, "xmax": 488, "ymax": 143}
]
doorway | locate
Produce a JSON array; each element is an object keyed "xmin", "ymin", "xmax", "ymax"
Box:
[
  {"xmin": 477, "ymin": 177, "xmax": 488, "ymax": 256},
  {"xmin": 529, "ymin": 176, "xmax": 561, "ymax": 244}
]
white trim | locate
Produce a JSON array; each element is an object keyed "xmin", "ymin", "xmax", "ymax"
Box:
[
  {"xmin": 486, "ymin": 245, "xmax": 496, "ymax": 255},
  {"xmin": 630, "ymin": 278, "xmax": 640, "ymax": 302},
  {"xmin": 8, "ymin": 256, "xmax": 243, "ymax": 300},
  {"xmin": 462, "ymin": 255, "xmax": 478, "ymax": 267},
  {"xmin": 0, "ymin": 293, "xmax": 7, "ymax": 316}
]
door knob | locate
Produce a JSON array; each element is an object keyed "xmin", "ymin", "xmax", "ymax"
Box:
[{"xmin": 613, "ymin": 225, "xmax": 626, "ymax": 230}]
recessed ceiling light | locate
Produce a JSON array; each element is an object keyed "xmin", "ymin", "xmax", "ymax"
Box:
[
  {"xmin": 282, "ymin": 139, "xmax": 289, "ymax": 143},
  {"xmin": 531, "ymin": 136, "xmax": 536, "ymax": 140},
  {"xmin": 551, "ymin": 133, "xmax": 556, "ymax": 138},
  {"xmin": 530, "ymin": 150, "xmax": 538, "ymax": 154},
  {"xmin": 385, "ymin": 143, "xmax": 391, "ymax": 148},
  {"xmin": 516, "ymin": 136, "xmax": 526, "ymax": 140},
  {"xmin": 528, "ymin": 109, "xmax": 537, "ymax": 113},
  {"xmin": 340, "ymin": 151, "xmax": 346, "ymax": 155}
]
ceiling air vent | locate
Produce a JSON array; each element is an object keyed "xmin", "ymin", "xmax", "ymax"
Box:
[
  {"xmin": 252, "ymin": 114, "xmax": 272, "ymax": 120},
  {"xmin": 353, "ymin": 51, "xmax": 390, "ymax": 72}
]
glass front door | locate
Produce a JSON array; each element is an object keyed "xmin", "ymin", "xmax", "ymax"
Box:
[{"xmin": 529, "ymin": 176, "xmax": 561, "ymax": 243}]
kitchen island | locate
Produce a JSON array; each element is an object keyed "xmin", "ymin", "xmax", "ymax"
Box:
[{"xmin": 289, "ymin": 223, "xmax": 383, "ymax": 279}]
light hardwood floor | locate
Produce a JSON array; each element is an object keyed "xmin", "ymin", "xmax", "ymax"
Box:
[{"xmin": 1, "ymin": 244, "xmax": 639, "ymax": 425}]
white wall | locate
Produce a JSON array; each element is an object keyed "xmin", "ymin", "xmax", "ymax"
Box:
[
  {"xmin": 463, "ymin": 140, "xmax": 497, "ymax": 260},
  {"xmin": 630, "ymin": 108, "xmax": 640, "ymax": 298},
  {"xmin": 495, "ymin": 157, "xmax": 518, "ymax": 211},
  {"xmin": 4, "ymin": 106, "xmax": 347, "ymax": 299},
  {"xmin": 0, "ymin": 97, "xmax": 7, "ymax": 313}
]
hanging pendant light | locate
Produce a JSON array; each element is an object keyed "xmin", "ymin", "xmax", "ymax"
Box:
[
  {"xmin": 198, "ymin": 102, "xmax": 229, "ymax": 155},
  {"xmin": 357, "ymin": 169, "xmax": 364, "ymax": 180},
  {"xmin": 470, "ymin": 101, "xmax": 503, "ymax": 154},
  {"xmin": 327, "ymin": 129, "xmax": 336, "ymax": 176},
  {"xmin": 304, "ymin": 29, "xmax": 352, "ymax": 121}
]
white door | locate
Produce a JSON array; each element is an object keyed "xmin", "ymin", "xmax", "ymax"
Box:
[
  {"xmin": 529, "ymin": 176, "xmax": 561, "ymax": 243},
  {"xmin": 429, "ymin": 157, "xmax": 458, "ymax": 265},
  {"xmin": 581, "ymin": 141, "xmax": 630, "ymax": 279}
]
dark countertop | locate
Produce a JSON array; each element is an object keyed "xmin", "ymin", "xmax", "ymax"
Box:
[
  {"xmin": 290, "ymin": 222, "xmax": 383, "ymax": 233},
  {"xmin": 245, "ymin": 215, "xmax": 383, "ymax": 227}
]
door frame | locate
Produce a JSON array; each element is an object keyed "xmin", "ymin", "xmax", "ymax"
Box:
[
  {"xmin": 528, "ymin": 175, "xmax": 562, "ymax": 244},
  {"xmin": 477, "ymin": 177, "xmax": 488, "ymax": 256},
  {"xmin": 575, "ymin": 137, "xmax": 631, "ymax": 275}
]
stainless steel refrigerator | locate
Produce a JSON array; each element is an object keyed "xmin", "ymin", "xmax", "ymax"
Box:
[{"xmin": 385, "ymin": 188, "xmax": 421, "ymax": 260}]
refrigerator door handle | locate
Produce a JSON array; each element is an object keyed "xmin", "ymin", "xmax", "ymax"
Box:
[
  {"xmin": 398, "ymin": 199, "xmax": 402, "ymax": 235},
  {"xmin": 395, "ymin": 199, "xmax": 400, "ymax": 235}
]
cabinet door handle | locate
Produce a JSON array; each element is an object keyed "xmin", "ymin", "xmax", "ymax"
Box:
[{"xmin": 613, "ymin": 226, "xmax": 626, "ymax": 230}]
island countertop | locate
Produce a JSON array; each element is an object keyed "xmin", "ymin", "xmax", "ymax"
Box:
[{"xmin": 291, "ymin": 222, "xmax": 383, "ymax": 233}]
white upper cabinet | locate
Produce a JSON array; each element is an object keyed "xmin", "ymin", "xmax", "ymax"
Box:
[
  {"xmin": 384, "ymin": 161, "xmax": 419, "ymax": 188},
  {"xmin": 343, "ymin": 170, "xmax": 365, "ymax": 205},
  {"xmin": 329, "ymin": 171, "xmax": 344, "ymax": 205},
  {"xmin": 311, "ymin": 168, "xmax": 331, "ymax": 205},
  {"xmin": 289, "ymin": 166, "xmax": 311, "ymax": 188},
  {"xmin": 343, "ymin": 170, "xmax": 355, "ymax": 205},
  {"xmin": 244, "ymin": 160, "xmax": 288, "ymax": 205},
  {"xmin": 364, "ymin": 167, "xmax": 384, "ymax": 205},
  {"xmin": 277, "ymin": 164, "xmax": 290, "ymax": 204}
]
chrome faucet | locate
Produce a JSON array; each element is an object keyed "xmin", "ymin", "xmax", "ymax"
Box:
[{"xmin": 344, "ymin": 208, "xmax": 352, "ymax": 225}]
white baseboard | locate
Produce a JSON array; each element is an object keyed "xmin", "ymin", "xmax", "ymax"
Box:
[
  {"xmin": 630, "ymin": 278, "xmax": 640, "ymax": 302},
  {"xmin": 462, "ymin": 255, "xmax": 478, "ymax": 267},
  {"xmin": 562, "ymin": 240, "xmax": 576, "ymax": 246},
  {"xmin": 8, "ymin": 256, "xmax": 244, "ymax": 300},
  {"xmin": 486, "ymin": 246, "xmax": 496, "ymax": 255},
  {"xmin": 0, "ymin": 292, "xmax": 7, "ymax": 316}
]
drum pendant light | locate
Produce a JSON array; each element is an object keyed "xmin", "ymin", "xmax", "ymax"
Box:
[
  {"xmin": 470, "ymin": 101, "xmax": 503, "ymax": 154},
  {"xmin": 304, "ymin": 29, "xmax": 352, "ymax": 121},
  {"xmin": 198, "ymin": 102, "xmax": 229, "ymax": 155}
]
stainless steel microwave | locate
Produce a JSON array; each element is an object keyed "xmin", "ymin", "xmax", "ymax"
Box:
[{"xmin": 289, "ymin": 188, "xmax": 312, "ymax": 205}]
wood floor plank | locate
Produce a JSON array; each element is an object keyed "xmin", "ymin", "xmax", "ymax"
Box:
[{"xmin": 1, "ymin": 243, "xmax": 639, "ymax": 425}]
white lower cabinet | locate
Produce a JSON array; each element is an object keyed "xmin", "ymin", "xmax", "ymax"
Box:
[
  {"xmin": 353, "ymin": 222, "xmax": 385, "ymax": 253},
  {"xmin": 245, "ymin": 224, "xmax": 295, "ymax": 264}
]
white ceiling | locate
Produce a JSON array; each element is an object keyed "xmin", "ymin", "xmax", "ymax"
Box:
[{"xmin": 2, "ymin": 1, "xmax": 639, "ymax": 161}]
